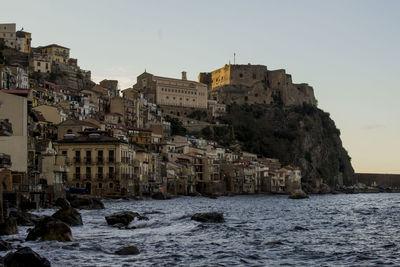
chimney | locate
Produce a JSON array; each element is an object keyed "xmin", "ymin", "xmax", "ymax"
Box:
[{"xmin": 182, "ymin": 71, "xmax": 187, "ymax": 81}]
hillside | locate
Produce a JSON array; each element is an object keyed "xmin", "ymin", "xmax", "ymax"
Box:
[{"xmin": 194, "ymin": 103, "xmax": 354, "ymax": 186}]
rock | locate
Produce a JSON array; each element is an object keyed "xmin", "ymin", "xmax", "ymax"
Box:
[
  {"xmin": 115, "ymin": 245, "xmax": 140, "ymax": 255},
  {"xmin": 55, "ymin": 198, "xmax": 71, "ymax": 209},
  {"xmin": 191, "ymin": 212, "xmax": 225, "ymax": 223},
  {"xmin": 26, "ymin": 216, "xmax": 73, "ymax": 242},
  {"xmin": 9, "ymin": 211, "xmax": 41, "ymax": 226},
  {"xmin": 289, "ymin": 189, "xmax": 308, "ymax": 199},
  {"xmin": 4, "ymin": 247, "xmax": 50, "ymax": 267},
  {"xmin": 0, "ymin": 238, "xmax": 12, "ymax": 251},
  {"xmin": 151, "ymin": 192, "xmax": 167, "ymax": 200},
  {"xmin": 70, "ymin": 197, "xmax": 104, "ymax": 209},
  {"xmin": 105, "ymin": 212, "xmax": 148, "ymax": 226},
  {"xmin": 52, "ymin": 207, "xmax": 83, "ymax": 226},
  {"xmin": 319, "ymin": 183, "xmax": 332, "ymax": 194},
  {"xmin": 0, "ymin": 217, "xmax": 18, "ymax": 235},
  {"xmin": 293, "ymin": 226, "xmax": 308, "ymax": 231}
]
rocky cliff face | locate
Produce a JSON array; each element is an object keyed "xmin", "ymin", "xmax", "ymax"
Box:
[{"xmin": 201, "ymin": 103, "xmax": 354, "ymax": 186}]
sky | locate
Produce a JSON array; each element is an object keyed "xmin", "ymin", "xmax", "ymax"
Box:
[{"xmin": 2, "ymin": 0, "xmax": 399, "ymax": 173}]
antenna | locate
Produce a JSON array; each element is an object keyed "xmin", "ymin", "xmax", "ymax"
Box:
[{"xmin": 234, "ymin": 52, "xmax": 236, "ymax": 65}]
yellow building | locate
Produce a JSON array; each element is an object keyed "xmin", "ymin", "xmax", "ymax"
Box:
[
  {"xmin": 16, "ymin": 31, "xmax": 32, "ymax": 53},
  {"xmin": 40, "ymin": 44, "xmax": 70, "ymax": 63},
  {"xmin": 54, "ymin": 131, "xmax": 135, "ymax": 197},
  {"xmin": 128, "ymin": 128, "xmax": 152, "ymax": 150}
]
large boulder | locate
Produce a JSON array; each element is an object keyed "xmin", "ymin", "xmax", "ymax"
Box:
[
  {"xmin": 26, "ymin": 216, "xmax": 73, "ymax": 242},
  {"xmin": 55, "ymin": 198, "xmax": 71, "ymax": 209},
  {"xmin": 151, "ymin": 192, "xmax": 167, "ymax": 200},
  {"xmin": 0, "ymin": 238, "xmax": 12, "ymax": 251},
  {"xmin": 9, "ymin": 211, "xmax": 41, "ymax": 226},
  {"xmin": 115, "ymin": 245, "xmax": 140, "ymax": 255},
  {"xmin": 69, "ymin": 197, "xmax": 104, "ymax": 210},
  {"xmin": 105, "ymin": 212, "xmax": 148, "ymax": 226},
  {"xmin": 0, "ymin": 217, "xmax": 18, "ymax": 235},
  {"xmin": 52, "ymin": 207, "xmax": 83, "ymax": 226},
  {"xmin": 289, "ymin": 189, "xmax": 309, "ymax": 199},
  {"xmin": 191, "ymin": 212, "xmax": 225, "ymax": 223},
  {"xmin": 4, "ymin": 247, "xmax": 51, "ymax": 267},
  {"xmin": 319, "ymin": 183, "xmax": 332, "ymax": 194}
]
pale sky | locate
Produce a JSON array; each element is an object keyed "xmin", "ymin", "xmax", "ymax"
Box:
[{"xmin": 3, "ymin": 0, "xmax": 399, "ymax": 173}]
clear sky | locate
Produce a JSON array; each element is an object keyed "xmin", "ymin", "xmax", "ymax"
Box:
[{"xmin": 3, "ymin": 0, "xmax": 399, "ymax": 173}]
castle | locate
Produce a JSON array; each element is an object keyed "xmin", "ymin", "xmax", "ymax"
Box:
[{"xmin": 199, "ymin": 64, "xmax": 317, "ymax": 106}]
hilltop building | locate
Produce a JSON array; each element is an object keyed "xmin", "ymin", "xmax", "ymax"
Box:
[
  {"xmin": 129, "ymin": 71, "xmax": 208, "ymax": 109},
  {"xmin": 0, "ymin": 23, "xmax": 16, "ymax": 49},
  {"xmin": 199, "ymin": 64, "xmax": 317, "ymax": 106},
  {"xmin": 39, "ymin": 44, "xmax": 70, "ymax": 63}
]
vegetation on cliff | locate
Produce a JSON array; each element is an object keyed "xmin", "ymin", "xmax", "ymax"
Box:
[{"xmin": 191, "ymin": 103, "xmax": 354, "ymax": 186}]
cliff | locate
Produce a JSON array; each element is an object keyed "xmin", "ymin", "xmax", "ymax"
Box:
[{"xmin": 196, "ymin": 103, "xmax": 355, "ymax": 186}]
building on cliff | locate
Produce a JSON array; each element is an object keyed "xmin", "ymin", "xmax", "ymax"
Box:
[
  {"xmin": 198, "ymin": 64, "xmax": 317, "ymax": 106},
  {"xmin": 128, "ymin": 71, "xmax": 208, "ymax": 109}
]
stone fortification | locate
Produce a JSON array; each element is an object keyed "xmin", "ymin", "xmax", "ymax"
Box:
[{"xmin": 199, "ymin": 64, "xmax": 317, "ymax": 107}]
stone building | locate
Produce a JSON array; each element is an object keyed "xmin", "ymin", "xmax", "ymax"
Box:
[
  {"xmin": 199, "ymin": 64, "xmax": 317, "ymax": 106},
  {"xmin": 30, "ymin": 53, "xmax": 51, "ymax": 73},
  {"xmin": 0, "ymin": 23, "xmax": 16, "ymax": 49},
  {"xmin": 130, "ymin": 71, "xmax": 208, "ymax": 109},
  {"xmin": 39, "ymin": 44, "xmax": 70, "ymax": 63},
  {"xmin": 16, "ymin": 30, "xmax": 32, "ymax": 53},
  {"xmin": 54, "ymin": 130, "xmax": 135, "ymax": 197}
]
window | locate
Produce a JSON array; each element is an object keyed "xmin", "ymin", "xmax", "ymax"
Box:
[
  {"xmin": 62, "ymin": 150, "xmax": 67, "ymax": 156},
  {"xmin": 253, "ymin": 74, "xmax": 256, "ymax": 79},
  {"xmin": 166, "ymin": 96, "xmax": 169, "ymax": 99},
  {"xmin": 37, "ymin": 62, "xmax": 41, "ymax": 67},
  {"xmin": 109, "ymin": 183, "xmax": 113, "ymax": 188},
  {"xmin": 239, "ymin": 73, "xmax": 243, "ymax": 78},
  {"xmin": 98, "ymin": 183, "xmax": 102, "ymax": 189}
]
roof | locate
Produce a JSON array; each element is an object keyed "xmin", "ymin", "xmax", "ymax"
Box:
[
  {"xmin": 153, "ymin": 75, "xmax": 204, "ymax": 86},
  {"xmin": 57, "ymin": 119, "xmax": 98, "ymax": 128},
  {"xmin": 40, "ymin": 44, "xmax": 70, "ymax": 50},
  {"xmin": 56, "ymin": 135, "xmax": 125, "ymax": 144},
  {"xmin": 0, "ymin": 90, "xmax": 28, "ymax": 97}
]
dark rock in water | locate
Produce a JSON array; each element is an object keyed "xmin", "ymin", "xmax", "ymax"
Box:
[
  {"xmin": 289, "ymin": 189, "xmax": 308, "ymax": 199},
  {"xmin": 151, "ymin": 192, "xmax": 167, "ymax": 200},
  {"xmin": 69, "ymin": 197, "xmax": 104, "ymax": 210},
  {"xmin": 0, "ymin": 238, "xmax": 12, "ymax": 251},
  {"xmin": 0, "ymin": 217, "xmax": 18, "ymax": 235},
  {"xmin": 266, "ymin": 241, "xmax": 283, "ymax": 246},
  {"xmin": 319, "ymin": 183, "xmax": 332, "ymax": 194},
  {"xmin": 191, "ymin": 212, "xmax": 225, "ymax": 223},
  {"xmin": 293, "ymin": 226, "xmax": 308, "ymax": 231},
  {"xmin": 115, "ymin": 245, "xmax": 140, "ymax": 255},
  {"xmin": 4, "ymin": 247, "xmax": 50, "ymax": 267},
  {"xmin": 26, "ymin": 216, "xmax": 73, "ymax": 242},
  {"xmin": 9, "ymin": 211, "xmax": 41, "ymax": 226},
  {"xmin": 52, "ymin": 207, "xmax": 83, "ymax": 226},
  {"xmin": 105, "ymin": 211, "xmax": 149, "ymax": 226},
  {"xmin": 55, "ymin": 198, "xmax": 71, "ymax": 209}
]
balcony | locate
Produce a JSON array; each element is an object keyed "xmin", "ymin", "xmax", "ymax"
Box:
[
  {"xmin": 96, "ymin": 157, "xmax": 104, "ymax": 165},
  {"xmin": 107, "ymin": 172, "xmax": 116, "ymax": 179},
  {"xmin": 96, "ymin": 173, "xmax": 104, "ymax": 180},
  {"xmin": 84, "ymin": 173, "xmax": 92, "ymax": 180},
  {"xmin": 73, "ymin": 173, "xmax": 81, "ymax": 180},
  {"xmin": 108, "ymin": 157, "xmax": 115, "ymax": 163},
  {"xmin": 73, "ymin": 157, "xmax": 81, "ymax": 164},
  {"xmin": 84, "ymin": 157, "xmax": 92, "ymax": 164}
]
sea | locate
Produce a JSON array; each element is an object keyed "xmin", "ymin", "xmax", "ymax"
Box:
[{"xmin": 1, "ymin": 193, "xmax": 400, "ymax": 266}]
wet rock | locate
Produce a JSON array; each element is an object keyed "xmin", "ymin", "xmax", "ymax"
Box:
[
  {"xmin": 26, "ymin": 216, "xmax": 73, "ymax": 242},
  {"xmin": 0, "ymin": 238, "xmax": 12, "ymax": 251},
  {"xmin": 55, "ymin": 198, "xmax": 71, "ymax": 209},
  {"xmin": 191, "ymin": 212, "xmax": 225, "ymax": 223},
  {"xmin": 266, "ymin": 241, "xmax": 283, "ymax": 246},
  {"xmin": 293, "ymin": 226, "xmax": 308, "ymax": 231},
  {"xmin": 52, "ymin": 207, "xmax": 83, "ymax": 226},
  {"xmin": 4, "ymin": 247, "xmax": 50, "ymax": 267},
  {"xmin": 319, "ymin": 183, "xmax": 332, "ymax": 194},
  {"xmin": 151, "ymin": 192, "xmax": 167, "ymax": 200},
  {"xmin": 0, "ymin": 217, "xmax": 18, "ymax": 235},
  {"xmin": 9, "ymin": 211, "xmax": 41, "ymax": 226},
  {"xmin": 69, "ymin": 196, "xmax": 104, "ymax": 210},
  {"xmin": 115, "ymin": 245, "xmax": 140, "ymax": 255},
  {"xmin": 289, "ymin": 189, "xmax": 308, "ymax": 199},
  {"xmin": 105, "ymin": 211, "xmax": 148, "ymax": 226}
]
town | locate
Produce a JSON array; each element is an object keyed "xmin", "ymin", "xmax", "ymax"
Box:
[{"xmin": 0, "ymin": 23, "xmax": 314, "ymax": 219}]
